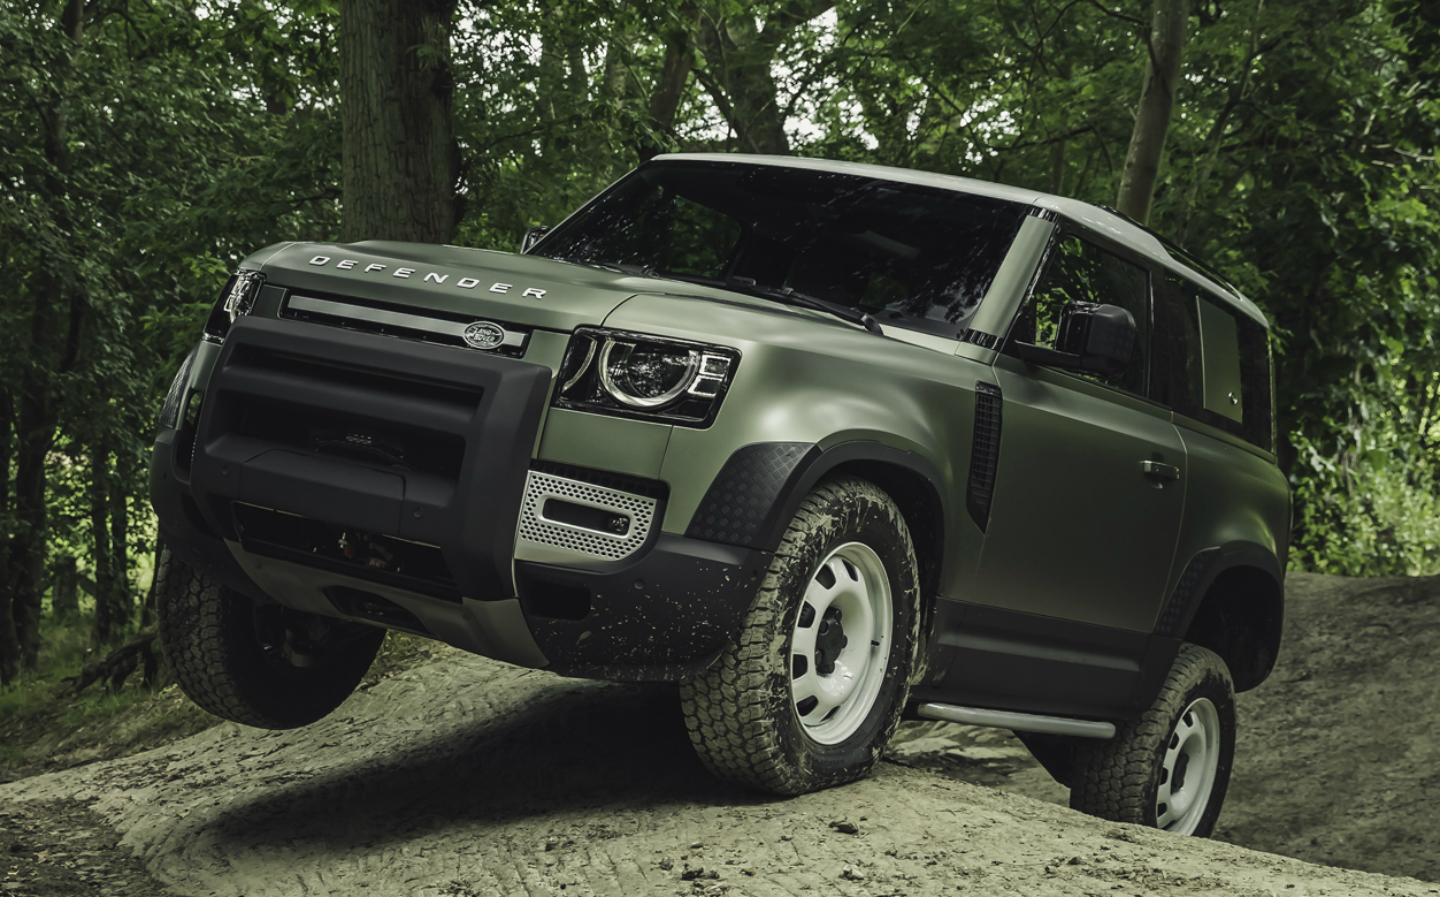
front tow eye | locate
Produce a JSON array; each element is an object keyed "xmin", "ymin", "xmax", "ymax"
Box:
[{"xmin": 814, "ymin": 606, "xmax": 848, "ymax": 675}]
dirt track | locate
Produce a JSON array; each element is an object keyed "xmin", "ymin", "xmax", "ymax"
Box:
[{"xmin": 3, "ymin": 573, "xmax": 1439, "ymax": 897}]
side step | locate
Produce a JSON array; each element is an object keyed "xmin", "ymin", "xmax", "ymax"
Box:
[{"xmin": 917, "ymin": 703, "xmax": 1116, "ymax": 740}]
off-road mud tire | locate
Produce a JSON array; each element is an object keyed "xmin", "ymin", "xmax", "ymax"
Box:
[
  {"xmin": 1069, "ymin": 642, "xmax": 1236, "ymax": 836},
  {"xmin": 680, "ymin": 477, "xmax": 920, "ymax": 795},
  {"xmin": 156, "ymin": 547, "xmax": 384, "ymax": 729}
]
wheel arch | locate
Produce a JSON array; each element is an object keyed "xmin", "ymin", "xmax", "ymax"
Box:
[
  {"xmin": 685, "ymin": 440, "xmax": 953, "ymax": 632},
  {"xmin": 821, "ymin": 456, "xmax": 947, "ymax": 613},
  {"xmin": 1170, "ymin": 545, "xmax": 1285, "ymax": 692}
]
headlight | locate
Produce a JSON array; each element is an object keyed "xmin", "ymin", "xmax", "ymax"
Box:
[
  {"xmin": 555, "ymin": 328, "xmax": 738, "ymax": 426},
  {"xmin": 202, "ymin": 269, "xmax": 265, "ymax": 343}
]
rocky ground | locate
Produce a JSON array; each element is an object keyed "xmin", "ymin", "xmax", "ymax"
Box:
[{"xmin": 2, "ymin": 572, "xmax": 1438, "ymax": 897}]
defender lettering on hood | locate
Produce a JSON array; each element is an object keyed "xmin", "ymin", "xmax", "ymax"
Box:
[{"xmin": 307, "ymin": 254, "xmax": 548, "ymax": 299}]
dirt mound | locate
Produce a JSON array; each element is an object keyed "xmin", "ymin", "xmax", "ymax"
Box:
[
  {"xmin": 1, "ymin": 572, "xmax": 1437, "ymax": 896},
  {"xmin": 889, "ymin": 570, "xmax": 1440, "ymax": 883},
  {"xmin": 1217, "ymin": 571, "xmax": 1440, "ymax": 880}
]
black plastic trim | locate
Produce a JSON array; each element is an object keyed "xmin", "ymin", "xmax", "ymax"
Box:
[
  {"xmin": 516, "ymin": 533, "xmax": 769, "ymax": 681},
  {"xmin": 531, "ymin": 459, "xmax": 668, "ymax": 500},
  {"xmin": 1166, "ymin": 542, "xmax": 1286, "ymax": 691},
  {"xmin": 1169, "ymin": 543, "xmax": 1284, "ymax": 637},
  {"xmin": 1156, "ymin": 547, "xmax": 1222, "ymax": 638},
  {"xmin": 685, "ymin": 442, "xmax": 818, "ymax": 547},
  {"xmin": 183, "ymin": 316, "xmax": 551, "ymax": 603},
  {"xmin": 966, "ymin": 383, "xmax": 1002, "ymax": 531}
]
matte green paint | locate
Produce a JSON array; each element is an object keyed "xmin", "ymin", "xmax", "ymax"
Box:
[
  {"xmin": 537, "ymin": 408, "xmax": 672, "ymax": 479},
  {"xmin": 599, "ymin": 290, "xmax": 991, "ymax": 603},
  {"xmin": 251, "ymin": 240, "xmax": 658, "ymax": 333},
  {"xmin": 1167, "ymin": 416, "xmax": 1290, "ymax": 591},
  {"xmin": 975, "ymin": 355, "xmax": 1186, "ymax": 632},
  {"xmin": 229, "ymin": 170, "xmax": 1286, "ymax": 649}
]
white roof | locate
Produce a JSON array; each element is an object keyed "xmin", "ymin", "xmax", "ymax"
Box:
[{"xmin": 652, "ymin": 153, "xmax": 1267, "ymax": 327}]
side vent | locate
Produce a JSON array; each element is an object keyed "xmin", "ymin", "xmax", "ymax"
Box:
[{"xmin": 967, "ymin": 382, "xmax": 1003, "ymax": 531}]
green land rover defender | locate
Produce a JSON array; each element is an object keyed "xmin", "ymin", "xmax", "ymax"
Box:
[{"xmin": 151, "ymin": 154, "xmax": 1289, "ymax": 837}]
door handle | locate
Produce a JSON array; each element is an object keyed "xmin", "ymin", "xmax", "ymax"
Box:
[{"xmin": 1140, "ymin": 460, "xmax": 1180, "ymax": 481}]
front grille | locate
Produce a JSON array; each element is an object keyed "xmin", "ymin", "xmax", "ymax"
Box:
[
  {"xmin": 233, "ymin": 344, "xmax": 485, "ymax": 408},
  {"xmin": 515, "ymin": 470, "xmax": 658, "ymax": 564},
  {"xmin": 237, "ymin": 396, "xmax": 465, "ymax": 480},
  {"xmin": 281, "ymin": 292, "xmax": 532, "ymax": 358}
]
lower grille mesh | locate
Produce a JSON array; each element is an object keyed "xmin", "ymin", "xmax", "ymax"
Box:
[{"xmin": 516, "ymin": 471, "xmax": 657, "ymax": 563}]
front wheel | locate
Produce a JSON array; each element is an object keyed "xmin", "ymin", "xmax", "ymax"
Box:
[
  {"xmin": 156, "ymin": 548, "xmax": 385, "ymax": 729},
  {"xmin": 1069, "ymin": 643, "xmax": 1236, "ymax": 836},
  {"xmin": 680, "ymin": 477, "xmax": 920, "ymax": 795}
]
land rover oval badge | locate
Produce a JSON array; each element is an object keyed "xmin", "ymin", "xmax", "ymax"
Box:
[{"xmin": 462, "ymin": 321, "xmax": 506, "ymax": 350}]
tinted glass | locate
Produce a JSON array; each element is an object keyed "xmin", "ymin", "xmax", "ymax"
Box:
[
  {"xmin": 1010, "ymin": 234, "xmax": 1150, "ymax": 395},
  {"xmin": 537, "ymin": 162, "xmax": 1027, "ymax": 339},
  {"xmin": 1152, "ymin": 275, "xmax": 1273, "ymax": 451}
]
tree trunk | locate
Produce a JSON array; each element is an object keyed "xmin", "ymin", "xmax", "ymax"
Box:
[
  {"xmin": 1115, "ymin": 0, "xmax": 1189, "ymax": 225},
  {"xmin": 89, "ymin": 439, "xmax": 118, "ymax": 646},
  {"xmin": 139, "ymin": 538, "xmax": 164, "ymax": 630},
  {"xmin": 109, "ymin": 457, "xmax": 131, "ymax": 638},
  {"xmin": 13, "ymin": 373, "xmax": 56, "ymax": 671},
  {"xmin": 52, "ymin": 557, "xmax": 79, "ymax": 619},
  {"xmin": 11, "ymin": 0, "xmax": 90, "ymax": 672},
  {"xmin": 339, "ymin": 0, "xmax": 460, "ymax": 243},
  {"xmin": 0, "ymin": 389, "xmax": 19, "ymax": 684},
  {"xmin": 640, "ymin": 3, "xmax": 700, "ymax": 160},
  {"xmin": 695, "ymin": 1, "xmax": 834, "ymax": 156},
  {"xmin": 1174, "ymin": 0, "xmax": 1263, "ymax": 246}
]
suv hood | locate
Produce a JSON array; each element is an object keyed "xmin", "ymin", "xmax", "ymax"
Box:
[{"xmin": 249, "ymin": 240, "xmax": 660, "ymax": 333}]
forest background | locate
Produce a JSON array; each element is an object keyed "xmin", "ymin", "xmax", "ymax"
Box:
[{"xmin": 1, "ymin": 0, "xmax": 1438, "ymax": 686}]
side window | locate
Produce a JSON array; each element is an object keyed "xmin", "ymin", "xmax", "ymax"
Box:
[
  {"xmin": 1011, "ymin": 234, "xmax": 1150, "ymax": 395},
  {"xmin": 1152, "ymin": 275, "xmax": 1273, "ymax": 451},
  {"xmin": 1236, "ymin": 312, "xmax": 1275, "ymax": 451}
]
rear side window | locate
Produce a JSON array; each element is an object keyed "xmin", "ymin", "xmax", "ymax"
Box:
[
  {"xmin": 1152, "ymin": 275, "xmax": 1273, "ymax": 451},
  {"xmin": 1010, "ymin": 234, "xmax": 1150, "ymax": 396}
]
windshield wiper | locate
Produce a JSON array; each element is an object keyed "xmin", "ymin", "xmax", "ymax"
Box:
[
  {"xmin": 559, "ymin": 256, "xmax": 654, "ymax": 277},
  {"xmin": 723, "ymin": 277, "xmax": 883, "ymax": 335}
]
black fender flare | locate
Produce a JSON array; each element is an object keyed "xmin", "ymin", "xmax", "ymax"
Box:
[
  {"xmin": 1156, "ymin": 541, "xmax": 1286, "ymax": 691},
  {"xmin": 684, "ymin": 440, "xmax": 955, "ymax": 621}
]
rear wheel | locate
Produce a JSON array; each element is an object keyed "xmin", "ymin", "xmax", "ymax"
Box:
[
  {"xmin": 156, "ymin": 548, "xmax": 384, "ymax": 729},
  {"xmin": 680, "ymin": 477, "xmax": 920, "ymax": 795},
  {"xmin": 1069, "ymin": 643, "xmax": 1235, "ymax": 836}
]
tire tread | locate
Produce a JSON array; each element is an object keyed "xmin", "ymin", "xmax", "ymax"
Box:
[
  {"xmin": 1069, "ymin": 642, "xmax": 1235, "ymax": 834},
  {"xmin": 680, "ymin": 477, "xmax": 919, "ymax": 795}
]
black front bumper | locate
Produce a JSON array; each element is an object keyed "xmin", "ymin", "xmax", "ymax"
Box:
[
  {"xmin": 151, "ymin": 316, "xmax": 765, "ymax": 680},
  {"xmin": 186, "ymin": 316, "xmax": 549, "ymax": 601}
]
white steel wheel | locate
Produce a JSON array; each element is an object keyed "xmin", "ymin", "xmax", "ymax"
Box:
[
  {"xmin": 1158, "ymin": 697, "xmax": 1222, "ymax": 834},
  {"xmin": 680, "ymin": 476, "xmax": 921, "ymax": 795},
  {"xmin": 790, "ymin": 542, "xmax": 894, "ymax": 745},
  {"xmin": 1070, "ymin": 642, "xmax": 1236, "ymax": 838}
]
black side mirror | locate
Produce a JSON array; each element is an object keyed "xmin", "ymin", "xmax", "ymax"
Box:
[
  {"xmin": 1057, "ymin": 302, "xmax": 1135, "ymax": 376},
  {"xmin": 521, "ymin": 225, "xmax": 551, "ymax": 254},
  {"xmin": 1011, "ymin": 301, "xmax": 1135, "ymax": 376}
]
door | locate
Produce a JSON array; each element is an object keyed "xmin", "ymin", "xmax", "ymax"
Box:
[{"xmin": 969, "ymin": 233, "xmax": 1185, "ymax": 633}]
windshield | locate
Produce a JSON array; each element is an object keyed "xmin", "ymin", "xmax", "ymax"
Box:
[{"xmin": 534, "ymin": 160, "xmax": 1027, "ymax": 338}]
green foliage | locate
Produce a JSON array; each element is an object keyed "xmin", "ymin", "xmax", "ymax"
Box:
[
  {"xmin": 1290, "ymin": 434, "xmax": 1440, "ymax": 578},
  {"xmin": 56, "ymin": 686, "xmax": 154, "ymax": 729}
]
